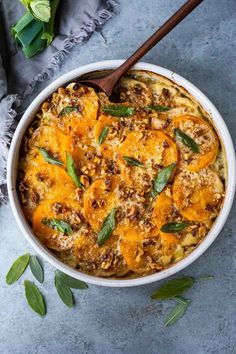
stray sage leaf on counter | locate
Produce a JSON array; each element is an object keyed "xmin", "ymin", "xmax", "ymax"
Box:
[
  {"xmin": 6, "ymin": 253, "xmax": 30, "ymax": 285},
  {"xmin": 42, "ymin": 218, "xmax": 73, "ymax": 235},
  {"xmin": 123, "ymin": 156, "xmax": 144, "ymax": 167},
  {"xmin": 146, "ymin": 105, "xmax": 171, "ymax": 112},
  {"xmin": 30, "ymin": 255, "xmax": 44, "ymax": 283},
  {"xmin": 54, "ymin": 273, "xmax": 74, "ymax": 308},
  {"xmin": 151, "ymin": 276, "xmax": 194, "ymax": 300},
  {"xmin": 102, "ymin": 105, "xmax": 135, "ymax": 117},
  {"xmin": 98, "ymin": 126, "xmax": 109, "ymax": 145},
  {"xmin": 59, "ymin": 106, "xmax": 80, "ymax": 117},
  {"xmin": 151, "ymin": 163, "xmax": 176, "ymax": 198},
  {"xmin": 38, "ymin": 147, "xmax": 63, "ymax": 166},
  {"xmin": 66, "ymin": 152, "xmax": 83, "ymax": 189},
  {"xmin": 98, "ymin": 208, "xmax": 117, "ymax": 246},
  {"xmin": 164, "ymin": 297, "xmax": 190, "ymax": 326},
  {"xmin": 24, "ymin": 280, "xmax": 46, "ymax": 316},
  {"xmin": 161, "ymin": 222, "xmax": 188, "ymax": 233},
  {"xmin": 174, "ymin": 128, "xmax": 199, "ymax": 153},
  {"xmin": 56, "ymin": 270, "xmax": 88, "ymax": 289}
]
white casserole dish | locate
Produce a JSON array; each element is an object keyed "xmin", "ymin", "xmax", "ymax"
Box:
[{"xmin": 7, "ymin": 60, "xmax": 236, "ymax": 287}]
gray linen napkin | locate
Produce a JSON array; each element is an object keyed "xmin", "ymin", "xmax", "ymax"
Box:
[{"xmin": 0, "ymin": 0, "xmax": 117, "ymax": 204}]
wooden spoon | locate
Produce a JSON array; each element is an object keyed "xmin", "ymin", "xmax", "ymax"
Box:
[{"xmin": 79, "ymin": 0, "xmax": 204, "ymax": 96}]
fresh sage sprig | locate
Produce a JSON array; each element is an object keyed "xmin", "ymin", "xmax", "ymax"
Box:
[
  {"xmin": 102, "ymin": 105, "xmax": 135, "ymax": 117},
  {"xmin": 30, "ymin": 255, "xmax": 44, "ymax": 283},
  {"xmin": 98, "ymin": 208, "xmax": 117, "ymax": 246},
  {"xmin": 6, "ymin": 253, "xmax": 30, "ymax": 285},
  {"xmin": 38, "ymin": 147, "xmax": 63, "ymax": 166},
  {"xmin": 151, "ymin": 275, "xmax": 213, "ymax": 326},
  {"xmin": 174, "ymin": 128, "xmax": 199, "ymax": 153},
  {"xmin": 59, "ymin": 106, "xmax": 80, "ymax": 117},
  {"xmin": 54, "ymin": 271, "xmax": 88, "ymax": 308},
  {"xmin": 98, "ymin": 126, "xmax": 109, "ymax": 145},
  {"xmin": 123, "ymin": 156, "xmax": 144, "ymax": 167},
  {"xmin": 24, "ymin": 280, "xmax": 46, "ymax": 316},
  {"xmin": 54, "ymin": 273, "xmax": 74, "ymax": 308},
  {"xmin": 161, "ymin": 222, "xmax": 188, "ymax": 233},
  {"xmin": 146, "ymin": 105, "xmax": 171, "ymax": 112},
  {"xmin": 164, "ymin": 297, "xmax": 190, "ymax": 327},
  {"xmin": 151, "ymin": 163, "xmax": 176, "ymax": 198},
  {"xmin": 66, "ymin": 152, "xmax": 83, "ymax": 189},
  {"xmin": 151, "ymin": 276, "xmax": 194, "ymax": 299},
  {"xmin": 56, "ymin": 270, "xmax": 88, "ymax": 289},
  {"xmin": 42, "ymin": 218, "xmax": 73, "ymax": 235}
]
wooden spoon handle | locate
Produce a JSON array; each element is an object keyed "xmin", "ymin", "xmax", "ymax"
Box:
[{"xmin": 109, "ymin": 0, "xmax": 204, "ymax": 83}]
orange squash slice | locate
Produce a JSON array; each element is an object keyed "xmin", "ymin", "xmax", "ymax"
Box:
[
  {"xmin": 83, "ymin": 175, "xmax": 120, "ymax": 231},
  {"xmin": 94, "ymin": 114, "xmax": 120, "ymax": 159},
  {"xmin": 117, "ymin": 130, "xmax": 178, "ymax": 189},
  {"xmin": 152, "ymin": 190, "xmax": 178, "ymax": 245},
  {"xmin": 172, "ymin": 115, "xmax": 219, "ymax": 172},
  {"xmin": 172, "ymin": 169, "xmax": 224, "ymax": 221}
]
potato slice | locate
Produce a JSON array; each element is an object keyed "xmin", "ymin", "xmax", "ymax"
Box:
[
  {"xmin": 172, "ymin": 169, "xmax": 224, "ymax": 221},
  {"xmin": 117, "ymin": 130, "xmax": 178, "ymax": 190},
  {"xmin": 83, "ymin": 175, "xmax": 120, "ymax": 231},
  {"xmin": 93, "ymin": 114, "xmax": 120, "ymax": 159},
  {"xmin": 119, "ymin": 77, "xmax": 152, "ymax": 105},
  {"xmin": 172, "ymin": 115, "xmax": 219, "ymax": 171}
]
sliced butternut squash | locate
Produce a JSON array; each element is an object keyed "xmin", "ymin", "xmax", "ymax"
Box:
[
  {"xmin": 93, "ymin": 114, "xmax": 120, "ymax": 159},
  {"xmin": 57, "ymin": 87, "xmax": 98, "ymax": 143},
  {"xmin": 173, "ymin": 115, "xmax": 219, "ymax": 171},
  {"xmin": 119, "ymin": 225, "xmax": 147, "ymax": 272},
  {"xmin": 172, "ymin": 169, "xmax": 224, "ymax": 221},
  {"xmin": 152, "ymin": 190, "xmax": 178, "ymax": 246},
  {"xmin": 117, "ymin": 130, "xmax": 178, "ymax": 189},
  {"xmin": 83, "ymin": 175, "xmax": 120, "ymax": 231},
  {"xmin": 32, "ymin": 196, "xmax": 81, "ymax": 251}
]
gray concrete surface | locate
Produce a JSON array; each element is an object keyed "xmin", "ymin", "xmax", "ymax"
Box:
[{"xmin": 1, "ymin": 0, "xmax": 236, "ymax": 353}]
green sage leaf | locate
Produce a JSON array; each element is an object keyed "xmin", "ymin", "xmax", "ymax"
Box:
[
  {"xmin": 56, "ymin": 270, "xmax": 88, "ymax": 289},
  {"xmin": 146, "ymin": 105, "xmax": 171, "ymax": 112},
  {"xmin": 98, "ymin": 126, "xmax": 109, "ymax": 145},
  {"xmin": 175, "ymin": 128, "xmax": 199, "ymax": 153},
  {"xmin": 59, "ymin": 106, "xmax": 80, "ymax": 117},
  {"xmin": 42, "ymin": 218, "xmax": 73, "ymax": 235},
  {"xmin": 54, "ymin": 273, "xmax": 74, "ymax": 308},
  {"xmin": 30, "ymin": 255, "xmax": 44, "ymax": 283},
  {"xmin": 161, "ymin": 222, "xmax": 188, "ymax": 233},
  {"xmin": 24, "ymin": 280, "xmax": 46, "ymax": 316},
  {"xmin": 164, "ymin": 297, "xmax": 190, "ymax": 326},
  {"xmin": 102, "ymin": 105, "xmax": 135, "ymax": 117},
  {"xmin": 38, "ymin": 147, "xmax": 63, "ymax": 166},
  {"xmin": 151, "ymin": 163, "xmax": 176, "ymax": 197},
  {"xmin": 151, "ymin": 276, "xmax": 194, "ymax": 300},
  {"xmin": 123, "ymin": 156, "xmax": 144, "ymax": 167},
  {"xmin": 66, "ymin": 152, "xmax": 83, "ymax": 188},
  {"xmin": 98, "ymin": 208, "xmax": 117, "ymax": 246},
  {"xmin": 6, "ymin": 253, "xmax": 30, "ymax": 285}
]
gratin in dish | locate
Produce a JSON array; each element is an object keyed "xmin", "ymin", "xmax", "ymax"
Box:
[{"xmin": 17, "ymin": 70, "xmax": 226, "ymax": 278}]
